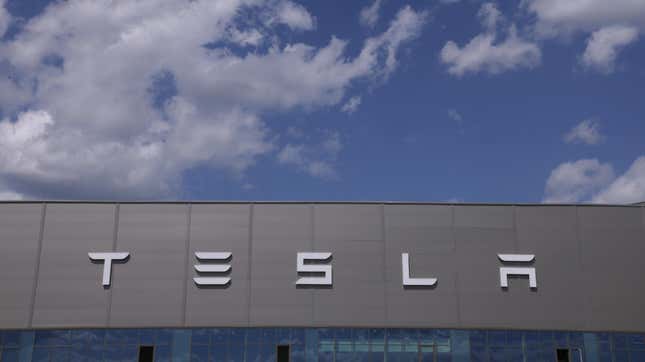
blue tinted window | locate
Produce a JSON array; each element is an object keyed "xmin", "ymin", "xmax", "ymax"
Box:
[
  {"xmin": 553, "ymin": 331, "xmax": 568, "ymax": 346},
  {"xmin": 154, "ymin": 345, "xmax": 171, "ymax": 362},
  {"xmin": 630, "ymin": 350, "xmax": 645, "ymax": 362},
  {"xmin": 569, "ymin": 332, "xmax": 584, "ymax": 347},
  {"xmin": 139, "ymin": 329, "xmax": 156, "ymax": 345},
  {"xmin": 105, "ymin": 329, "xmax": 137, "ymax": 345},
  {"xmin": 3, "ymin": 331, "xmax": 21, "ymax": 348},
  {"xmin": 469, "ymin": 330, "xmax": 486, "ymax": 346},
  {"xmin": 32, "ymin": 347, "xmax": 49, "ymax": 362},
  {"xmin": 230, "ymin": 328, "xmax": 246, "ymax": 345},
  {"xmin": 262, "ymin": 328, "xmax": 276, "ymax": 345},
  {"xmin": 191, "ymin": 328, "xmax": 210, "ymax": 346},
  {"xmin": 630, "ymin": 334, "xmax": 645, "ymax": 350},
  {"xmin": 292, "ymin": 328, "xmax": 305, "ymax": 345},
  {"xmin": 507, "ymin": 330, "xmax": 523, "ymax": 346},
  {"xmin": 47, "ymin": 345, "xmax": 71, "ymax": 361},
  {"xmin": 71, "ymin": 329, "xmax": 104, "ymax": 346},
  {"xmin": 276, "ymin": 328, "xmax": 291, "ymax": 344},
  {"xmin": 435, "ymin": 330, "xmax": 450, "ymax": 346},
  {"xmin": 191, "ymin": 344, "xmax": 209, "ymax": 362},
  {"xmin": 370, "ymin": 329, "xmax": 385, "ymax": 344},
  {"xmin": 614, "ymin": 333, "xmax": 629, "ymax": 350},
  {"xmin": 488, "ymin": 330, "xmax": 506, "ymax": 346},
  {"xmin": 211, "ymin": 328, "xmax": 228, "ymax": 344},
  {"xmin": 1, "ymin": 348, "xmax": 20, "ymax": 362},
  {"xmin": 539, "ymin": 331, "xmax": 553, "ymax": 346},
  {"xmin": 35, "ymin": 330, "xmax": 70, "ymax": 346},
  {"xmin": 210, "ymin": 344, "xmax": 226, "ymax": 361},
  {"xmin": 157, "ymin": 329, "xmax": 173, "ymax": 346}
]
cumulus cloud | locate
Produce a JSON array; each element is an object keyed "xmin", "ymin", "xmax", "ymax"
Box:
[
  {"xmin": 593, "ymin": 157, "xmax": 645, "ymax": 204},
  {"xmin": 478, "ymin": 2, "xmax": 502, "ymax": 31},
  {"xmin": 440, "ymin": 4, "xmax": 540, "ymax": 76},
  {"xmin": 341, "ymin": 96, "xmax": 362, "ymax": 114},
  {"xmin": 543, "ymin": 156, "xmax": 645, "ymax": 204},
  {"xmin": 581, "ymin": 25, "xmax": 639, "ymax": 73},
  {"xmin": 0, "ymin": 0, "xmax": 9, "ymax": 38},
  {"xmin": 563, "ymin": 120, "xmax": 604, "ymax": 145},
  {"xmin": 525, "ymin": 0, "xmax": 644, "ymax": 72},
  {"xmin": 0, "ymin": 1, "xmax": 426, "ymax": 199},
  {"xmin": 543, "ymin": 159, "xmax": 615, "ymax": 203},
  {"xmin": 526, "ymin": 0, "xmax": 645, "ymax": 36},
  {"xmin": 274, "ymin": 0, "xmax": 316, "ymax": 31},
  {"xmin": 360, "ymin": 0, "xmax": 382, "ymax": 29},
  {"xmin": 277, "ymin": 131, "xmax": 342, "ymax": 179}
]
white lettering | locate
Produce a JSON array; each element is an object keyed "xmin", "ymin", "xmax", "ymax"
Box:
[
  {"xmin": 88, "ymin": 252, "xmax": 130, "ymax": 287},
  {"xmin": 193, "ymin": 252, "xmax": 232, "ymax": 286},
  {"xmin": 498, "ymin": 254, "xmax": 537, "ymax": 289},
  {"xmin": 402, "ymin": 253, "xmax": 437, "ymax": 286},
  {"xmin": 295, "ymin": 252, "xmax": 332, "ymax": 286}
]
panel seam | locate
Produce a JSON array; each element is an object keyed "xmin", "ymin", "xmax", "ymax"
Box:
[
  {"xmin": 181, "ymin": 203, "xmax": 192, "ymax": 326},
  {"xmin": 27, "ymin": 203, "xmax": 47, "ymax": 328},
  {"xmin": 381, "ymin": 203, "xmax": 388, "ymax": 326},
  {"xmin": 246, "ymin": 203, "xmax": 254, "ymax": 327},
  {"xmin": 106, "ymin": 203, "xmax": 120, "ymax": 326}
]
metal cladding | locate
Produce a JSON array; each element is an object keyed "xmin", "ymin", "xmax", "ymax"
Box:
[{"xmin": 0, "ymin": 202, "xmax": 644, "ymax": 331}]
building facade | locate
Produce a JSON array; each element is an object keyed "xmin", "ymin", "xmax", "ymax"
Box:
[{"xmin": 0, "ymin": 202, "xmax": 644, "ymax": 361}]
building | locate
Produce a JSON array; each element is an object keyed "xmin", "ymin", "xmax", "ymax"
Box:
[{"xmin": 0, "ymin": 201, "xmax": 644, "ymax": 362}]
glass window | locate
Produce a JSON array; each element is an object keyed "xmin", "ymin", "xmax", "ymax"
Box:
[
  {"xmin": 190, "ymin": 344, "xmax": 209, "ymax": 362},
  {"xmin": 35, "ymin": 330, "xmax": 71, "ymax": 347},
  {"xmin": 3, "ymin": 331, "xmax": 21, "ymax": 348},
  {"xmin": 469, "ymin": 330, "xmax": 486, "ymax": 347},
  {"xmin": 1, "ymin": 348, "xmax": 20, "ymax": 362},
  {"xmin": 211, "ymin": 328, "xmax": 228, "ymax": 344},
  {"xmin": 139, "ymin": 329, "xmax": 156, "ymax": 346},
  {"xmin": 190, "ymin": 328, "xmax": 210, "ymax": 346},
  {"xmin": 209, "ymin": 344, "xmax": 226, "ymax": 361},
  {"xmin": 105, "ymin": 329, "xmax": 137, "ymax": 345}
]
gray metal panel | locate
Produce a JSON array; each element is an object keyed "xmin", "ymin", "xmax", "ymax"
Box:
[
  {"xmin": 313, "ymin": 204, "xmax": 386, "ymax": 326},
  {"xmin": 454, "ymin": 205, "xmax": 521, "ymax": 328},
  {"xmin": 0, "ymin": 202, "xmax": 645, "ymax": 332},
  {"xmin": 314, "ymin": 204, "xmax": 382, "ymax": 241},
  {"xmin": 0, "ymin": 204, "xmax": 42, "ymax": 328},
  {"xmin": 577, "ymin": 206, "xmax": 645, "ymax": 331},
  {"xmin": 384, "ymin": 205, "xmax": 459, "ymax": 327},
  {"xmin": 32, "ymin": 204, "xmax": 115, "ymax": 327},
  {"xmin": 109, "ymin": 204, "xmax": 188, "ymax": 327},
  {"xmin": 513, "ymin": 206, "xmax": 585, "ymax": 330},
  {"xmin": 250, "ymin": 204, "xmax": 313, "ymax": 326},
  {"xmin": 185, "ymin": 204, "xmax": 250, "ymax": 326}
]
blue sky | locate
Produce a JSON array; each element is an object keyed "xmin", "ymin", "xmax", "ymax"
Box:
[{"xmin": 0, "ymin": 0, "xmax": 643, "ymax": 203}]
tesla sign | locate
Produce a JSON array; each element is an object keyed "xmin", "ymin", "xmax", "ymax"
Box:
[{"xmin": 89, "ymin": 251, "xmax": 537, "ymax": 289}]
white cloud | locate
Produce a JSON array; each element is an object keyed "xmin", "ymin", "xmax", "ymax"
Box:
[
  {"xmin": 447, "ymin": 109, "xmax": 462, "ymax": 122},
  {"xmin": 0, "ymin": 1, "xmax": 426, "ymax": 198},
  {"xmin": 341, "ymin": 96, "xmax": 362, "ymax": 114},
  {"xmin": 581, "ymin": 25, "xmax": 639, "ymax": 73},
  {"xmin": 0, "ymin": 0, "xmax": 9, "ymax": 38},
  {"xmin": 478, "ymin": 2, "xmax": 502, "ymax": 31},
  {"xmin": 360, "ymin": 0, "xmax": 382, "ymax": 29},
  {"xmin": 277, "ymin": 131, "xmax": 342, "ymax": 179},
  {"xmin": 525, "ymin": 0, "xmax": 644, "ymax": 72},
  {"xmin": 563, "ymin": 120, "xmax": 603, "ymax": 145},
  {"xmin": 543, "ymin": 156, "xmax": 645, "ymax": 204},
  {"xmin": 440, "ymin": 4, "xmax": 540, "ymax": 77},
  {"xmin": 441, "ymin": 26, "xmax": 541, "ymax": 76},
  {"xmin": 274, "ymin": 0, "xmax": 315, "ymax": 31},
  {"xmin": 543, "ymin": 159, "xmax": 615, "ymax": 203},
  {"xmin": 526, "ymin": 0, "xmax": 645, "ymax": 36},
  {"xmin": 592, "ymin": 157, "xmax": 645, "ymax": 204}
]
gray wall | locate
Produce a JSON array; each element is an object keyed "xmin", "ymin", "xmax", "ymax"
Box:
[{"xmin": 0, "ymin": 202, "xmax": 644, "ymax": 332}]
